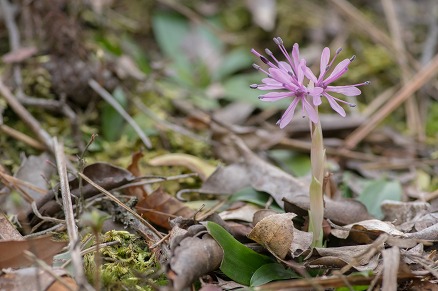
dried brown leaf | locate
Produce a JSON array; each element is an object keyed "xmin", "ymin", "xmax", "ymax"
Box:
[
  {"xmin": 136, "ymin": 187, "xmax": 195, "ymax": 229},
  {"xmin": 0, "ymin": 267, "xmax": 75, "ymax": 291},
  {"xmin": 312, "ymin": 244, "xmax": 382, "ymax": 271},
  {"xmin": 196, "ymin": 136, "xmax": 308, "ymax": 208},
  {"xmin": 291, "ymin": 229, "xmax": 313, "ymax": 258},
  {"xmin": 169, "ymin": 234, "xmax": 223, "ymax": 290},
  {"xmin": 20, "ymin": 162, "xmax": 136, "ymax": 227},
  {"xmin": 219, "ymin": 203, "xmax": 261, "ymax": 222},
  {"xmin": 284, "ymin": 195, "xmax": 372, "ymax": 225},
  {"xmin": 0, "ymin": 211, "xmax": 23, "ymax": 240},
  {"xmin": 248, "ymin": 213, "xmax": 296, "ymax": 259},
  {"xmin": 331, "ymin": 219, "xmax": 405, "ymax": 243},
  {"xmin": 0, "ymin": 236, "xmax": 67, "ymax": 268}
]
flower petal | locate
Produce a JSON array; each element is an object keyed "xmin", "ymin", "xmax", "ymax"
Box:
[
  {"xmin": 278, "ymin": 61, "xmax": 293, "ymax": 74},
  {"xmin": 320, "ymin": 47, "xmax": 330, "ymax": 77},
  {"xmin": 304, "ymin": 66, "xmax": 318, "ymax": 83},
  {"xmin": 302, "ymin": 98, "xmax": 319, "ymax": 123},
  {"xmin": 324, "ymin": 59, "xmax": 350, "ymax": 84},
  {"xmin": 297, "ymin": 60, "xmax": 306, "ymax": 84},
  {"xmin": 324, "ymin": 93, "xmax": 346, "ymax": 117},
  {"xmin": 291, "ymin": 43, "xmax": 300, "ymax": 73},
  {"xmin": 277, "ymin": 97, "xmax": 300, "ymax": 128},
  {"xmin": 269, "ymin": 68, "xmax": 292, "ymax": 85},
  {"xmin": 326, "ymin": 85, "xmax": 361, "ymax": 96},
  {"xmin": 309, "ymin": 87, "xmax": 323, "ymax": 105},
  {"xmin": 259, "ymin": 91, "xmax": 294, "ymax": 101},
  {"xmin": 260, "ymin": 78, "xmax": 284, "ymax": 90}
]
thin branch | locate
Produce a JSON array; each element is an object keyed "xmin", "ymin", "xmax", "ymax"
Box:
[
  {"xmin": 381, "ymin": 0, "xmax": 423, "ymax": 140},
  {"xmin": 0, "ymin": 79, "xmax": 53, "ymax": 151},
  {"xmin": 88, "ymin": 79, "xmax": 152, "ymax": 149},
  {"xmin": 343, "ymin": 51, "xmax": 438, "ymax": 149},
  {"xmin": 77, "ymin": 171, "xmax": 164, "ymax": 241},
  {"xmin": 53, "ymin": 138, "xmax": 92, "ymax": 290},
  {"xmin": 0, "ymin": 0, "xmax": 25, "ymax": 97},
  {"xmin": 0, "ymin": 124, "xmax": 46, "ymax": 150}
]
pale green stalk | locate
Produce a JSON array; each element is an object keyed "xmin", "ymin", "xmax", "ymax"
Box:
[{"xmin": 309, "ymin": 107, "xmax": 326, "ymax": 247}]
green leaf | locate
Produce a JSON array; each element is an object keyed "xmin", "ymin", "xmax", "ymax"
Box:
[
  {"xmin": 268, "ymin": 150, "xmax": 311, "ymax": 177},
  {"xmin": 152, "ymin": 12, "xmax": 189, "ymax": 65},
  {"xmin": 121, "ymin": 36, "xmax": 151, "ymax": 73},
  {"xmin": 213, "ymin": 48, "xmax": 253, "ymax": 81},
  {"xmin": 152, "ymin": 12, "xmax": 192, "ymax": 85},
  {"xmin": 229, "ymin": 188, "xmax": 283, "ymax": 212},
  {"xmin": 250, "ymin": 263, "xmax": 299, "ymax": 287},
  {"xmin": 101, "ymin": 87, "xmax": 127, "ymax": 141},
  {"xmin": 358, "ymin": 179, "xmax": 402, "ymax": 219},
  {"xmin": 206, "ymin": 222, "xmax": 274, "ymax": 286}
]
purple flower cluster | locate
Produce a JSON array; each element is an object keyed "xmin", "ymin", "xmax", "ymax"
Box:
[{"xmin": 251, "ymin": 37, "xmax": 369, "ymax": 128}]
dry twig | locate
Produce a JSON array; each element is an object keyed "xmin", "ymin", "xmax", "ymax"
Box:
[
  {"xmin": 89, "ymin": 79, "xmax": 152, "ymax": 149},
  {"xmin": 53, "ymin": 138, "xmax": 92, "ymax": 290}
]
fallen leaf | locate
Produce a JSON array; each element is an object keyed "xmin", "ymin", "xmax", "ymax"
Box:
[
  {"xmin": 126, "ymin": 151, "xmax": 148, "ymax": 199},
  {"xmin": 14, "ymin": 152, "xmax": 54, "ymax": 201},
  {"xmin": 312, "ymin": 244, "xmax": 382, "ymax": 271},
  {"xmin": 330, "ymin": 219, "xmax": 405, "ymax": 243},
  {"xmin": 283, "ymin": 195, "xmax": 372, "ymax": 225},
  {"xmin": 20, "ymin": 162, "xmax": 136, "ymax": 227},
  {"xmin": 0, "ymin": 267, "xmax": 76, "ymax": 291},
  {"xmin": 169, "ymin": 234, "xmax": 223, "ymax": 290},
  {"xmin": 219, "ymin": 203, "xmax": 262, "ymax": 222},
  {"xmin": 149, "ymin": 153, "xmax": 216, "ymax": 181},
  {"xmin": 0, "ymin": 211, "xmax": 23, "ymax": 240},
  {"xmin": 290, "ymin": 229, "xmax": 313, "ymax": 258},
  {"xmin": 405, "ymin": 223, "xmax": 438, "ymax": 241},
  {"xmin": 136, "ymin": 187, "xmax": 195, "ymax": 229},
  {"xmin": 195, "ymin": 136, "xmax": 307, "ymax": 208},
  {"xmin": 0, "ymin": 235, "xmax": 67, "ymax": 268},
  {"xmin": 381, "ymin": 200, "xmax": 431, "ymax": 232},
  {"xmin": 248, "ymin": 213, "xmax": 296, "ymax": 259}
]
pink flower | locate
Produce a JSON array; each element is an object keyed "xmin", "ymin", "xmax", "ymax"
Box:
[
  {"xmin": 303, "ymin": 47, "xmax": 370, "ymax": 117},
  {"xmin": 250, "ymin": 37, "xmax": 323, "ymax": 128}
]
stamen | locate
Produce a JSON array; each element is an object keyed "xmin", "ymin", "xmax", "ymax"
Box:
[
  {"xmin": 273, "ymin": 37, "xmax": 283, "ymax": 45},
  {"xmin": 274, "ymin": 38, "xmax": 295, "ymax": 74},
  {"xmin": 260, "ymin": 55, "xmax": 269, "ymax": 64},
  {"xmin": 252, "ymin": 63, "xmax": 269, "ymax": 75},
  {"xmin": 350, "ymin": 55, "xmax": 356, "ymax": 62},
  {"xmin": 350, "ymin": 81, "xmax": 370, "ymax": 87},
  {"xmin": 250, "ymin": 84, "xmax": 258, "ymax": 89},
  {"xmin": 258, "ymin": 96, "xmax": 264, "ymax": 99},
  {"xmin": 265, "ymin": 48, "xmax": 273, "ymax": 56},
  {"xmin": 331, "ymin": 96, "xmax": 355, "ymax": 107},
  {"xmin": 335, "ymin": 47, "xmax": 343, "ymax": 55}
]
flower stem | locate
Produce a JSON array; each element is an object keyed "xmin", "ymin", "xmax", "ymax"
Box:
[{"xmin": 309, "ymin": 107, "xmax": 325, "ymax": 247}]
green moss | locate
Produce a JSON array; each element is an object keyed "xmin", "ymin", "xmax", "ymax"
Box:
[{"xmin": 84, "ymin": 230, "xmax": 167, "ymax": 290}]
